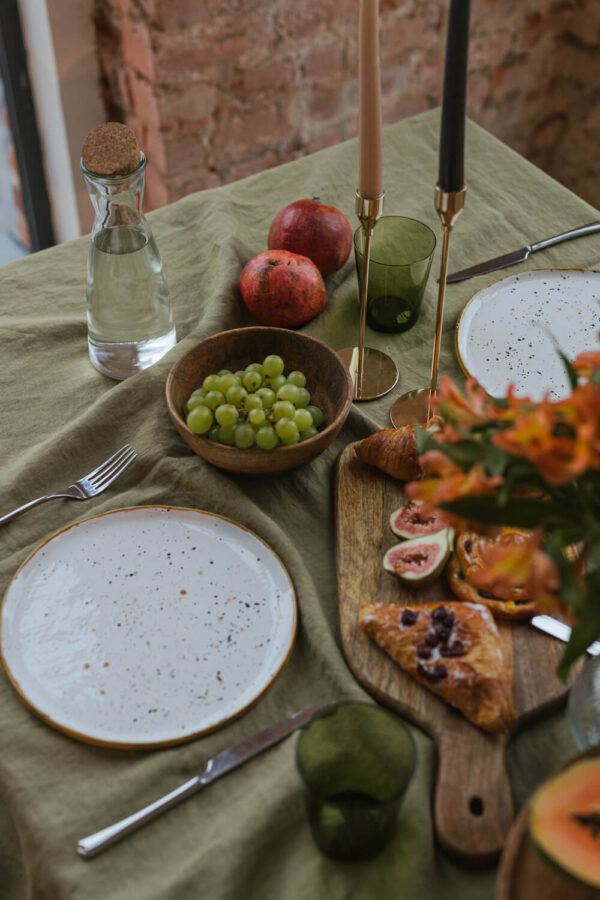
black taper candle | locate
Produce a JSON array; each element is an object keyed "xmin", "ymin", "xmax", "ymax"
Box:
[{"xmin": 438, "ymin": 0, "xmax": 470, "ymax": 193}]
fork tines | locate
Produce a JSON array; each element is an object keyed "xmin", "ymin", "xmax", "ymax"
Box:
[{"xmin": 86, "ymin": 444, "xmax": 137, "ymax": 491}]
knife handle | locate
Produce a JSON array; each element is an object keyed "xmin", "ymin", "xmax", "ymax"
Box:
[
  {"xmin": 530, "ymin": 220, "xmax": 600, "ymax": 253},
  {"xmin": 76, "ymin": 703, "xmax": 334, "ymax": 859},
  {"xmin": 77, "ymin": 775, "xmax": 203, "ymax": 859}
]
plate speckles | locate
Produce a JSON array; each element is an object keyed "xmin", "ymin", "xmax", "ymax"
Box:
[
  {"xmin": 1, "ymin": 506, "xmax": 297, "ymax": 747},
  {"xmin": 456, "ymin": 269, "xmax": 600, "ymax": 400}
]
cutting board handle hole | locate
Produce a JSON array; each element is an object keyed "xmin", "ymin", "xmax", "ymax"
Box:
[{"xmin": 469, "ymin": 796, "xmax": 484, "ymax": 817}]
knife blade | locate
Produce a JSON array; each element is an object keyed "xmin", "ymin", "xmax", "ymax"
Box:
[
  {"xmin": 445, "ymin": 220, "xmax": 600, "ymax": 284},
  {"xmin": 531, "ymin": 615, "xmax": 600, "ymax": 656},
  {"xmin": 77, "ymin": 701, "xmax": 336, "ymax": 859}
]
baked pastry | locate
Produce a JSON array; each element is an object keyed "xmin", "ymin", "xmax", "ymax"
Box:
[
  {"xmin": 354, "ymin": 416, "xmax": 443, "ymax": 481},
  {"xmin": 358, "ymin": 600, "xmax": 514, "ymax": 733},
  {"xmin": 447, "ymin": 528, "xmax": 539, "ymax": 619}
]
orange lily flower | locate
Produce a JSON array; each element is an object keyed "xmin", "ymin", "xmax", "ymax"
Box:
[
  {"xmin": 572, "ymin": 341, "xmax": 600, "ymax": 378},
  {"xmin": 407, "ymin": 453, "xmax": 503, "ymax": 528},
  {"xmin": 434, "ymin": 375, "xmax": 500, "ymax": 432},
  {"xmin": 493, "ymin": 381, "xmax": 600, "ymax": 483},
  {"xmin": 466, "ymin": 530, "xmax": 561, "ymax": 613}
]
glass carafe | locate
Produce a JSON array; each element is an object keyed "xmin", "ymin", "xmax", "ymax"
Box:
[{"xmin": 81, "ymin": 152, "xmax": 176, "ymax": 380}]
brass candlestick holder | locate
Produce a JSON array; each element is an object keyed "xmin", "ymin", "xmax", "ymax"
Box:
[
  {"xmin": 337, "ymin": 191, "xmax": 399, "ymax": 401},
  {"xmin": 389, "ymin": 183, "xmax": 466, "ymax": 426}
]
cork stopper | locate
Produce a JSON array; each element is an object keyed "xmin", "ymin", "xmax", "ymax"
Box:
[{"xmin": 81, "ymin": 122, "xmax": 141, "ymax": 176}]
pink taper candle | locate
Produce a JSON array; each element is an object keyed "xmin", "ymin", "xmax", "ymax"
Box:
[{"xmin": 358, "ymin": 0, "xmax": 383, "ymax": 199}]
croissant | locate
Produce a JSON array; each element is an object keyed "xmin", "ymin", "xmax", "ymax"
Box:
[{"xmin": 354, "ymin": 416, "xmax": 442, "ymax": 481}]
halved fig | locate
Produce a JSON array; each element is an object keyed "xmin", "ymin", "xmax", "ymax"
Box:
[
  {"xmin": 390, "ymin": 500, "xmax": 448, "ymax": 539},
  {"xmin": 383, "ymin": 529, "xmax": 453, "ymax": 586}
]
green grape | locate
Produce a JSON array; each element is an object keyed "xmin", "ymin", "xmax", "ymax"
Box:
[
  {"xmin": 307, "ymin": 404, "xmax": 324, "ymax": 428},
  {"xmin": 186, "ymin": 405, "xmax": 213, "ymax": 435},
  {"xmin": 275, "ymin": 418, "xmax": 300, "ymax": 445},
  {"xmin": 217, "ymin": 425, "xmax": 236, "ymax": 445},
  {"xmin": 277, "ymin": 383, "xmax": 300, "ymax": 405},
  {"xmin": 287, "ymin": 370, "xmax": 306, "ymax": 388},
  {"xmin": 261, "ymin": 354, "xmax": 285, "ymax": 378},
  {"xmin": 248, "ymin": 408, "xmax": 267, "ymax": 427},
  {"xmin": 268, "ymin": 374, "xmax": 286, "ymax": 393},
  {"xmin": 244, "ymin": 393, "xmax": 263, "ymax": 412},
  {"xmin": 293, "ymin": 408, "xmax": 313, "ymax": 432},
  {"xmin": 202, "ymin": 373, "xmax": 221, "ymax": 392},
  {"xmin": 272, "ymin": 400, "xmax": 296, "ymax": 421},
  {"xmin": 185, "ymin": 393, "xmax": 207, "ymax": 413},
  {"xmin": 190, "ymin": 357, "xmax": 321, "ymax": 450},
  {"xmin": 299, "ymin": 425, "xmax": 318, "ymax": 441},
  {"xmin": 215, "ymin": 403, "xmax": 239, "ymax": 427},
  {"xmin": 218, "ymin": 373, "xmax": 239, "ymax": 392},
  {"xmin": 255, "ymin": 425, "xmax": 279, "ymax": 449},
  {"xmin": 204, "ymin": 390, "xmax": 226, "ymax": 410},
  {"xmin": 295, "ymin": 387, "xmax": 311, "ymax": 408},
  {"xmin": 256, "ymin": 387, "xmax": 276, "ymax": 408},
  {"xmin": 234, "ymin": 423, "xmax": 256, "ymax": 449},
  {"xmin": 242, "ymin": 370, "xmax": 263, "ymax": 392},
  {"xmin": 226, "ymin": 384, "xmax": 247, "ymax": 407}
]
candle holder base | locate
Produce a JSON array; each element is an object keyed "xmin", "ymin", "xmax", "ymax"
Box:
[
  {"xmin": 389, "ymin": 388, "xmax": 436, "ymax": 427},
  {"xmin": 337, "ymin": 346, "xmax": 398, "ymax": 401}
]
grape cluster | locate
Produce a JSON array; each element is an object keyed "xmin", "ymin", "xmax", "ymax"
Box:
[{"xmin": 184, "ymin": 354, "xmax": 325, "ymax": 450}]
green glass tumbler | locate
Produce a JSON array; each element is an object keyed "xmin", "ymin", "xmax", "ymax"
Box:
[
  {"xmin": 354, "ymin": 216, "xmax": 436, "ymax": 333},
  {"xmin": 296, "ymin": 702, "xmax": 416, "ymax": 861}
]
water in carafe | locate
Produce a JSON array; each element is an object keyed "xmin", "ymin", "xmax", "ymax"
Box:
[{"xmin": 81, "ymin": 126, "xmax": 176, "ymax": 380}]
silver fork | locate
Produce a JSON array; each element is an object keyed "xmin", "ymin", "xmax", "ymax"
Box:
[{"xmin": 0, "ymin": 444, "xmax": 137, "ymax": 527}]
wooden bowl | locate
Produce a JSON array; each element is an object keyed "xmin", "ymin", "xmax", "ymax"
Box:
[
  {"xmin": 165, "ymin": 327, "xmax": 354, "ymax": 476},
  {"xmin": 496, "ymin": 745, "xmax": 600, "ymax": 900}
]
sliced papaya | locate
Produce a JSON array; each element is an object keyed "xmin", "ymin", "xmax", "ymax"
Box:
[{"xmin": 529, "ymin": 757, "xmax": 600, "ymax": 889}]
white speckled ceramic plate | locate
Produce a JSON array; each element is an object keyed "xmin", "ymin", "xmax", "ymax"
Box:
[
  {"xmin": 1, "ymin": 506, "xmax": 297, "ymax": 748},
  {"xmin": 455, "ymin": 268, "xmax": 600, "ymax": 400}
]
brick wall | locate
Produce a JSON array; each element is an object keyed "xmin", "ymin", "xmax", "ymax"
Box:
[{"xmin": 94, "ymin": 0, "xmax": 599, "ymax": 210}]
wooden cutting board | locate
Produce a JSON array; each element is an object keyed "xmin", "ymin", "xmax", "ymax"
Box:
[{"xmin": 335, "ymin": 443, "xmax": 579, "ymax": 863}]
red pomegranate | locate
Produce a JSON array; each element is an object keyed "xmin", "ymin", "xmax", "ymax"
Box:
[
  {"xmin": 268, "ymin": 198, "xmax": 353, "ymax": 277},
  {"xmin": 239, "ymin": 249, "xmax": 327, "ymax": 329}
]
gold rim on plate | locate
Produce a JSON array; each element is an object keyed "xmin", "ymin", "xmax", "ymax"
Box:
[{"xmin": 0, "ymin": 505, "xmax": 298, "ymax": 749}]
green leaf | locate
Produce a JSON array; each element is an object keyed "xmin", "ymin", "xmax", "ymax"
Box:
[
  {"xmin": 414, "ymin": 425, "xmax": 440, "ymax": 455},
  {"xmin": 588, "ymin": 538, "xmax": 600, "ymax": 568},
  {"xmin": 538, "ymin": 327, "xmax": 578, "ymax": 390},
  {"xmin": 558, "ymin": 620, "xmax": 600, "ymax": 680},
  {"xmin": 591, "ymin": 365, "xmax": 600, "ymax": 387},
  {"xmin": 553, "ymin": 560, "xmax": 600, "ymax": 678},
  {"xmin": 439, "ymin": 495, "xmax": 565, "ymax": 528},
  {"xmin": 437, "ymin": 440, "xmax": 488, "ymax": 471},
  {"xmin": 557, "ymin": 598, "xmax": 600, "ymax": 680},
  {"xmin": 415, "ymin": 428, "xmax": 491, "ymax": 472},
  {"xmin": 497, "ymin": 463, "xmax": 545, "ymax": 503},
  {"xmin": 584, "ymin": 566, "xmax": 600, "ymax": 596},
  {"xmin": 557, "ymin": 351, "xmax": 578, "ymax": 391},
  {"xmin": 485, "ymin": 443, "xmax": 509, "ymax": 477}
]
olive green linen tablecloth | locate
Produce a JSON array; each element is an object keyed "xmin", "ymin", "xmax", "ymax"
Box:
[{"xmin": 0, "ymin": 109, "xmax": 598, "ymax": 900}]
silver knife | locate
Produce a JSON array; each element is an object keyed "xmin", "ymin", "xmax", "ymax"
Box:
[
  {"xmin": 77, "ymin": 702, "xmax": 336, "ymax": 859},
  {"xmin": 531, "ymin": 615, "xmax": 600, "ymax": 656},
  {"xmin": 446, "ymin": 220, "xmax": 600, "ymax": 284}
]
